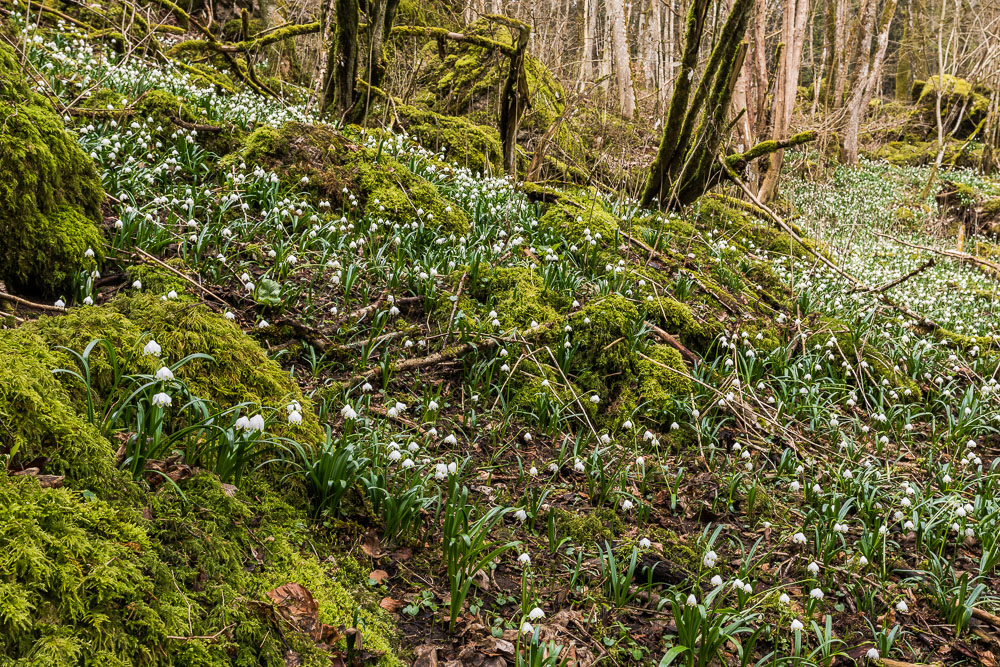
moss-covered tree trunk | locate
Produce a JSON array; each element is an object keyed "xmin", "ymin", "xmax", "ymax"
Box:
[
  {"xmin": 640, "ymin": 0, "xmax": 753, "ymax": 209},
  {"xmin": 499, "ymin": 19, "xmax": 531, "ymax": 175},
  {"xmin": 324, "ymin": 0, "xmax": 359, "ymax": 115}
]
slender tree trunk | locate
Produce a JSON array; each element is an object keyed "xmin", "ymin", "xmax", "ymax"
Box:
[
  {"xmin": 324, "ymin": 0, "xmax": 359, "ymax": 114},
  {"xmin": 841, "ymin": 0, "xmax": 898, "ymax": 164},
  {"xmin": 607, "ymin": 0, "xmax": 636, "ymax": 117},
  {"xmin": 759, "ymin": 0, "xmax": 809, "ymax": 203}
]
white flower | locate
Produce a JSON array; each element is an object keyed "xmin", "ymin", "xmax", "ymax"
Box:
[
  {"xmin": 620, "ymin": 499, "xmax": 634, "ymax": 511},
  {"xmin": 685, "ymin": 594, "xmax": 697, "ymax": 606},
  {"xmin": 528, "ymin": 607, "xmax": 545, "ymax": 620},
  {"xmin": 443, "ymin": 434, "xmax": 458, "ymax": 445},
  {"xmin": 84, "ymin": 247, "xmax": 95, "ymax": 258},
  {"xmin": 529, "ymin": 466, "xmax": 538, "ymax": 476},
  {"xmin": 778, "ymin": 593, "xmax": 790, "ymax": 604},
  {"xmin": 235, "ymin": 416, "xmax": 251, "ymax": 431},
  {"xmin": 143, "ymin": 339, "xmax": 162, "ymax": 357},
  {"xmin": 54, "ymin": 299, "xmax": 65, "ymax": 308},
  {"xmin": 703, "ymin": 550, "xmax": 718, "ymax": 568},
  {"xmin": 792, "ymin": 532, "xmax": 807, "ymax": 544},
  {"xmin": 895, "ymin": 599, "xmax": 909, "ymax": 613},
  {"xmin": 155, "ymin": 366, "xmax": 174, "ymax": 381},
  {"xmin": 518, "ymin": 552, "xmax": 531, "ymax": 566},
  {"xmin": 514, "ymin": 509, "xmax": 528, "ymax": 522},
  {"xmin": 288, "ymin": 410, "xmax": 302, "ymax": 425},
  {"xmin": 809, "ymin": 588, "xmax": 824, "ymax": 600},
  {"xmin": 341, "ymin": 404, "xmax": 358, "ymax": 420},
  {"xmin": 224, "ymin": 311, "xmax": 236, "ymax": 320},
  {"xmin": 132, "ymin": 280, "xmax": 142, "ymax": 289},
  {"xmin": 151, "ymin": 392, "xmax": 171, "ymax": 407},
  {"xmin": 573, "ymin": 459, "xmax": 585, "ymax": 472},
  {"xmin": 167, "ymin": 290, "xmax": 178, "ymax": 299},
  {"xmin": 807, "ymin": 561, "xmax": 820, "ymax": 575},
  {"xmin": 83, "ymin": 296, "xmax": 94, "ymax": 306},
  {"xmin": 520, "ymin": 621, "xmax": 533, "ymax": 635},
  {"xmin": 622, "ymin": 420, "xmax": 633, "ymax": 430},
  {"xmin": 246, "ymin": 414, "xmax": 265, "ymax": 432},
  {"xmin": 710, "ymin": 575, "xmax": 723, "ymax": 586},
  {"xmin": 428, "ymin": 400, "xmax": 439, "ymax": 411},
  {"xmin": 639, "ymin": 538, "xmax": 652, "ymax": 548},
  {"xmin": 865, "ymin": 648, "xmax": 880, "ymax": 661},
  {"xmin": 790, "ymin": 619, "xmax": 804, "ymax": 631}
]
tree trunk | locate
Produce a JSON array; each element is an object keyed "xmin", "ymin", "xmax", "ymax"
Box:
[
  {"xmin": 607, "ymin": 0, "xmax": 636, "ymax": 117},
  {"xmin": 841, "ymin": 0, "xmax": 898, "ymax": 165},
  {"xmin": 324, "ymin": 0, "xmax": 360, "ymax": 115},
  {"xmin": 758, "ymin": 0, "xmax": 809, "ymax": 203}
]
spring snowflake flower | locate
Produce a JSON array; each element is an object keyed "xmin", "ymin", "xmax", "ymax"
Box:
[
  {"xmin": 155, "ymin": 366, "xmax": 174, "ymax": 381},
  {"xmin": 622, "ymin": 420, "xmax": 633, "ymax": 430},
  {"xmin": 895, "ymin": 600, "xmax": 909, "ymax": 613},
  {"xmin": 807, "ymin": 561, "xmax": 820, "ymax": 574},
  {"xmin": 248, "ymin": 414, "xmax": 265, "ymax": 431},
  {"xmin": 341, "ymin": 404, "xmax": 358, "ymax": 420},
  {"xmin": 711, "ymin": 575, "xmax": 723, "ymax": 586},
  {"xmin": 132, "ymin": 280, "xmax": 142, "ymax": 289},
  {"xmin": 810, "ymin": 588, "xmax": 824, "ymax": 600},
  {"xmin": 518, "ymin": 552, "xmax": 531, "ymax": 566},
  {"xmin": 620, "ymin": 499, "xmax": 634, "ymax": 511},
  {"xmin": 790, "ymin": 619, "xmax": 804, "ymax": 631},
  {"xmin": 288, "ymin": 410, "xmax": 302, "ymax": 425},
  {"xmin": 83, "ymin": 296, "xmax": 94, "ymax": 306},
  {"xmin": 520, "ymin": 621, "xmax": 533, "ymax": 635},
  {"xmin": 685, "ymin": 594, "xmax": 697, "ymax": 606},
  {"xmin": 528, "ymin": 607, "xmax": 545, "ymax": 621},
  {"xmin": 152, "ymin": 392, "xmax": 172, "ymax": 408},
  {"xmin": 865, "ymin": 648, "xmax": 880, "ymax": 661},
  {"xmin": 639, "ymin": 538, "xmax": 651, "ymax": 548},
  {"xmin": 703, "ymin": 550, "xmax": 718, "ymax": 568},
  {"xmin": 779, "ymin": 593, "xmax": 790, "ymax": 604},
  {"xmin": 143, "ymin": 339, "xmax": 162, "ymax": 357},
  {"xmin": 792, "ymin": 532, "xmax": 807, "ymax": 544},
  {"xmin": 514, "ymin": 509, "xmax": 528, "ymax": 522},
  {"xmin": 54, "ymin": 299, "xmax": 65, "ymax": 308},
  {"xmin": 84, "ymin": 247, "xmax": 95, "ymax": 258}
]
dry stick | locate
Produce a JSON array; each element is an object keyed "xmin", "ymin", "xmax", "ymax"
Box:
[
  {"xmin": 124, "ymin": 248, "xmax": 230, "ymax": 307},
  {"xmin": 872, "ymin": 230, "xmax": 1000, "ymax": 276},
  {"xmin": 880, "ymin": 661, "xmax": 944, "ymax": 667},
  {"xmin": 353, "ymin": 338, "xmax": 499, "ymax": 384},
  {"xmin": 852, "ymin": 258, "xmax": 936, "ymax": 294},
  {"xmin": 647, "ymin": 322, "xmax": 700, "ymax": 365},
  {"xmin": 0, "ymin": 292, "xmax": 67, "ymax": 312}
]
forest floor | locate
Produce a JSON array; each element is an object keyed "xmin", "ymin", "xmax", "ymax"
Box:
[{"xmin": 4, "ymin": 13, "xmax": 1000, "ymax": 667}]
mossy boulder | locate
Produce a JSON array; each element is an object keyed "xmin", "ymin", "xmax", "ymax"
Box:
[
  {"xmin": 395, "ymin": 104, "xmax": 503, "ymax": 174},
  {"xmin": 0, "ymin": 41, "xmax": 105, "ymax": 295},
  {"xmin": 0, "ymin": 472, "xmax": 400, "ymax": 665},
  {"xmin": 537, "ymin": 193, "xmax": 620, "ymax": 248},
  {"xmin": 229, "ymin": 122, "xmax": 469, "ymax": 234},
  {"xmin": 471, "ymin": 265, "xmax": 569, "ymax": 331},
  {"xmin": 915, "ymin": 75, "xmax": 990, "ymax": 140}
]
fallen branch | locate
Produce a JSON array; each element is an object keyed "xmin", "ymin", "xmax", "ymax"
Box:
[
  {"xmin": 125, "ymin": 248, "xmax": 230, "ymax": 307},
  {"xmin": 873, "ymin": 230, "xmax": 1000, "ymax": 277},
  {"xmin": 852, "ymin": 258, "xmax": 936, "ymax": 293},
  {"xmin": 647, "ymin": 323, "xmax": 699, "ymax": 365},
  {"xmin": 0, "ymin": 292, "xmax": 67, "ymax": 312},
  {"xmin": 973, "ymin": 606, "xmax": 1000, "ymax": 629},
  {"xmin": 353, "ymin": 337, "xmax": 499, "ymax": 384}
]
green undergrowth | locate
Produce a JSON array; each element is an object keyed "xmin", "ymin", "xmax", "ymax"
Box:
[
  {"xmin": 226, "ymin": 122, "xmax": 469, "ymax": 234},
  {"xmin": 0, "ymin": 472, "xmax": 399, "ymax": 666},
  {"xmin": 0, "ymin": 39, "xmax": 105, "ymax": 296}
]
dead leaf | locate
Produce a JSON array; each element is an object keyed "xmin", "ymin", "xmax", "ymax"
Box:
[
  {"xmin": 283, "ymin": 649, "xmax": 303, "ymax": 666},
  {"xmin": 413, "ymin": 644, "xmax": 439, "ymax": 667},
  {"xmin": 379, "ymin": 597, "xmax": 403, "ymax": 613},
  {"xmin": 369, "ymin": 569, "xmax": 389, "ymax": 584},
  {"xmin": 266, "ymin": 582, "xmax": 323, "ymax": 640},
  {"xmin": 361, "ymin": 529, "xmax": 384, "ymax": 558},
  {"xmin": 221, "ymin": 483, "xmax": 237, "ymax": 497}
]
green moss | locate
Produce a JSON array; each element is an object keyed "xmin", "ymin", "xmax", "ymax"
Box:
[
  {"xmin": 0, "ymin": 328, "xmax": 122, "ymax": 492},
  {"xmin": 552, "ymin": 507, "xmax": 623, "ymax": 545},
  {"xmin": 537, "ymin": 194, "xmax": 619, "ymax": 248},
  {"xmin": 124, "ymin": 259, "xmax": 195, "ymax": 297},
  {"xmin": 636, "ymin": 344, "xmax": 691, "ymax": 411},
  {"xmin": 229, "ymin": 123, "xmax": 468, "ymax": 234},
  {"xmin": 0, "ymin": 472, "xmax": 401, "ymax": 666},
  {"xmin": 396, "ymin": 104, "xmax": 502, "ymax": 174},
  {"xmin": 471, "ymin": 265, "xmax": 569, "ymax": 332},
  {"xmin": 0, "ymin": 41, "xmax": 105, "ymax": 295},
  {"xmin": 26, "ymin": 294, "xmax": 321, "ymax": 445}
]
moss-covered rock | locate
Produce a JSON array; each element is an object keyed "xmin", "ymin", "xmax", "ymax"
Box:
[
  {"xmin": 0, "ymin": 41, "xmax": 105, "ymax": 295},
  {"xmin": 916, "ymin": 75, "xmax": 990, "ymax": 140},
  {"xmin": 229, "ymin": 122, "xmax": 469, "ymax": 234},
  {"xmin": 537, "ymin": 193, "xmax": 620, "ymax": 248},
  {"xmin": 395, "ymin": 104, "xmax": 503, "ymax": 175}
]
